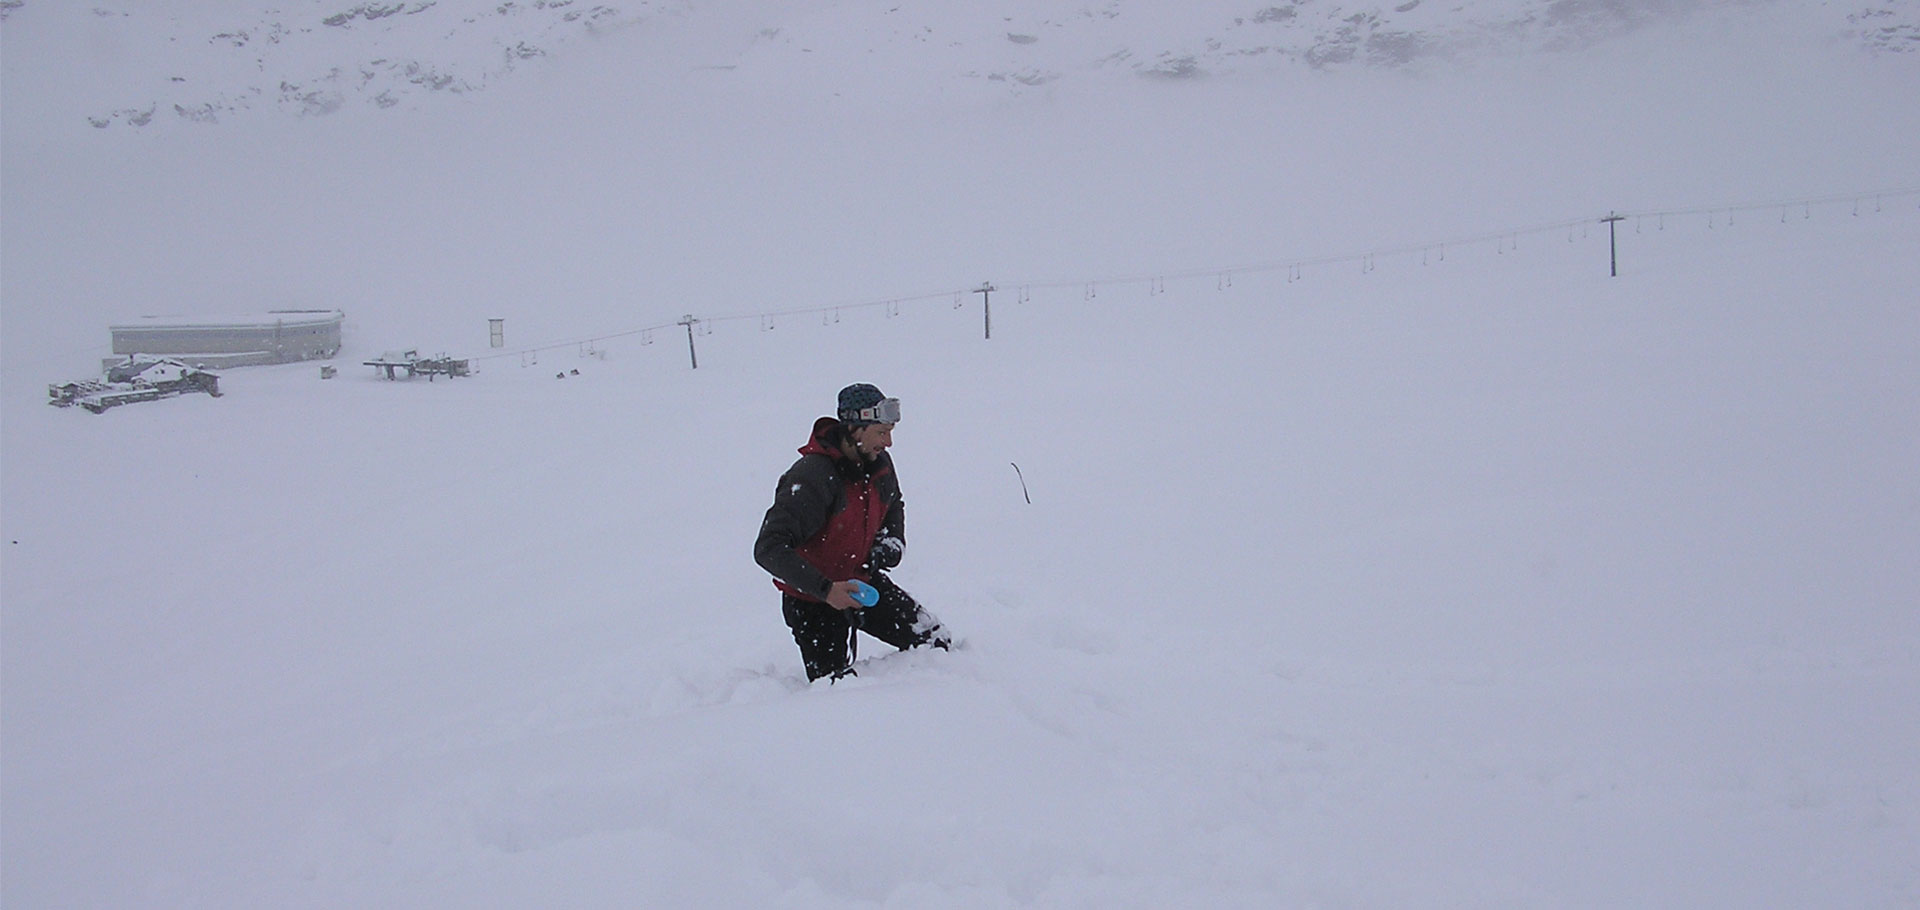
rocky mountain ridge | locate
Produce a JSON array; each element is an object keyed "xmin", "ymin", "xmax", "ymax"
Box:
[
  {"xmin": 3, "ymin": 0, "xmax": 1914, "ymax": 129},
  {"xmin": 7, "ymin": 0, "xmax": 662, "ymax": 129}
]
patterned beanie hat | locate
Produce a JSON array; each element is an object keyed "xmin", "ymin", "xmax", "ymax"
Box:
[{"xmin": 837, "ymin": 383, "xmax": 899, "ymax": 426}]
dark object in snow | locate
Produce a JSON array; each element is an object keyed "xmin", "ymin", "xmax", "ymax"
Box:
[
  {"xmin": 364, "ymin": 349, "xmax": 470, "ymax": 381},
  {"xmin": 780, "ymin": 573, "xmax": 948, "ymax": 682},
  {"xmin": 48, "ymin": 355, "xmax": 222, "ymax": 414}
]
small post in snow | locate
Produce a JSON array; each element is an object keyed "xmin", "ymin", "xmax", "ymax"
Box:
[
  {"xmin": 1601, "ymin": 212, "xmax": 1625, "ymax": 277},
  {"xmin": 678, "ymin": 314, "xmax": 700, "ymax": 369},
  {"xmin": 976, "ymin": 282, "xmax": 996, "ymax": 340}
]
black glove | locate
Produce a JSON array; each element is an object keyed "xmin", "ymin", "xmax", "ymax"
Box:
[{"xmin": 869, "ymin": 535, "xmax": 904, "ymax": 570}]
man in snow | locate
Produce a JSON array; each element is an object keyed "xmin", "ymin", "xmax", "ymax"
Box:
[{"xmin": 755, "ymin": 383, "xmax": 951, "ymax": 681}]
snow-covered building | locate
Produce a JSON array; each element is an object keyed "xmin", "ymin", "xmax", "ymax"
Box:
[{"xmin": 106, "ymin": 310, "xmax": 344, "ymax": 369}]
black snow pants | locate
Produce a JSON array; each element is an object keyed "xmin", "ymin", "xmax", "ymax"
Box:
[{"xmin": 781, "ymin": 573, "xmax": 948, "ymax": 681}]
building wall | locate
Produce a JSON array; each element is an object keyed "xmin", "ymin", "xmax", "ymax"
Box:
[{"xmin": 110, "ymin": 312, "xmax": 344, "ymax": 362}]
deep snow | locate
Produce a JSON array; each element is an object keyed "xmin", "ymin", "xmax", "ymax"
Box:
[{"xmin": 4, "ymin": 1, "xmax": 1919, "ymax": 907}]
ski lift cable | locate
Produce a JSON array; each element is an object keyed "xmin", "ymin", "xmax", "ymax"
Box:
[{"xmin": 469, "ymin": 185, "xmax": 1920, "ymax": 362}]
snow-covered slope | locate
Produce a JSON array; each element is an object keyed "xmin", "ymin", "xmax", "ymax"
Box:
[
  {"xmin": 3, "ymin": 1, "xmax": 1918, "ymax": 907},
  {"xmin": 5, "ymin": 0, "xmax": 661, "ymax": 128},
  {"xmin": 7, "ymin": 0, "xmax": 1918, "ymax": 129}
]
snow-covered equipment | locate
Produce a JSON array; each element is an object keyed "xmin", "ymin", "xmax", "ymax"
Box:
[
  {"xmin": 364, "ymin": 349, "xmax": 471, "ymax": 381},
  {"xmin": 48, "ymin": 355, "xmax": 222, "ymax": 413}
]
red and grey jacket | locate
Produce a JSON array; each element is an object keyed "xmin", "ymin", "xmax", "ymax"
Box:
[{"xmin": 754, "ymin": 417, "xmax": 906, "ymax": 602}]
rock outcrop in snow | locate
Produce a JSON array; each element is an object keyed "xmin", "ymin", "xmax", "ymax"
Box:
[
  {"xmin": 3, "ymin": 0, "xmax": 1915, "ymax": 128},
  {"xmin": 11, "ymin": 0, "xmax": 659, "ymax": 129}
]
